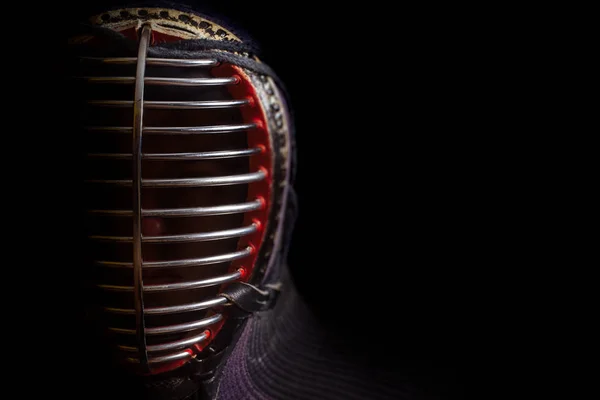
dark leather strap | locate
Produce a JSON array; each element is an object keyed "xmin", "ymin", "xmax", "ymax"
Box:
[{"xmin": 220, "ymin": 282, "xmax": 280, "ymax": 314}]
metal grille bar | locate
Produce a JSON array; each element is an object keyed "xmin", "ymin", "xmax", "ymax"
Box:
[
  {"xmin": 132, "ymin": 23, "xmax": 152, "ymax": 371},
  {"xmin": 85, "ymin": 123, "xmax": 256, "ymax": 134},
  {"xmin": 127, "ymin": 351, "xmax": 192, "ymax": 364},
  {"xmin": 87, "ymin": 99, "xmax": 250, "ymax": 109},
  {"xmin": 79, "ymin": 56, "xmax": 219, "ymax": 67},
  {"xmin": 104, "ymin": 296, "xmax": 228, "ymax": 315},
  {"xmin": 88, "ymin": 199, "xmax": 264, "ymax": 217},
  {"xmin": 94, "ymin": 246, "xmax": 253, "ymax": 268},
  {"xmin": 89, "ymin": 223, "xmax": 257, "ymax": 243},
  {"xmin": 87, "ymin": 148, "xmax": 262, "ymax": 160},
  {"xmin": 109, "ymin": 314, "xmax": 223, "ymax": 335},
  {"xmin": 98, "ymin": 270, "xmax": 242, "ymax": 292},
  {"xmin": 82, "ymin": 76, "xmax": 238, "ymax": 86},
  {"xmin": 118, "ymin": 330, "xmax": 210, "ymax": 353},
  {"xmin": 85, "ymin": 170, "xmax": 266, "ymax": 187}
]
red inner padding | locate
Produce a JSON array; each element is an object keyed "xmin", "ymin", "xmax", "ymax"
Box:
[{"xmin": 183, "ymin": 64, "xmax": 272, "ymax": 374}]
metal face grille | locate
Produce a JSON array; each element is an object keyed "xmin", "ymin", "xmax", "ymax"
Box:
[{"xmin": 77, "ymin": 24, "xmax": 271, "ymax": 374}]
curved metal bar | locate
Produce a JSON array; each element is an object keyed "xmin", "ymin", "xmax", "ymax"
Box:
[
  {"xmin": 82, "ymin": 76, "xmax": 238, "ymax": 86},
  {"xmin": 84, "ymin": 123, "xmax": 255, "ymax": 134},
  {"xmin": 118, "ymin": 330, "xmax": 210, "ymax": 353},
  {"xmin": 89, "ymin": 223, "xmax": 257, "ymax": 243},
  {"xmin": 98, "ymin": 270, "xmax": 242, "ymax": 292},
  {"xmin": 104, "ymin": 296, "xmax": 228, "ymax": 315},
  {"xmin": 85, "ymin": 170, "xmax": 266, "ymax": 187},
  {"xmin": 87, "ymin": 99, "xmax": 249, "ymax": 109},
  {"xmin": 87, "ymin": 148, "xmax": 261, "ymax": 160},
  {"xmin": 127, "ymin": 351, "xmax": 192, "ymax": 364},
  {"xmin": 88, "ymin": 199, "xmax": 264, "ymax": 217},
  {"xmin": 132, "ymin": 23, "xmax": 152, "ymax": 371},
  {"xmin": 109, "ymin": 313, "xmax": 223, "ymax": 335},
  {"xmin": 78, "ymin": 57, "xmax": 218, "ymax": 67},
  {"xmin": 95, "ymin": 246, "xmax": 252, "ymax": 268}
]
